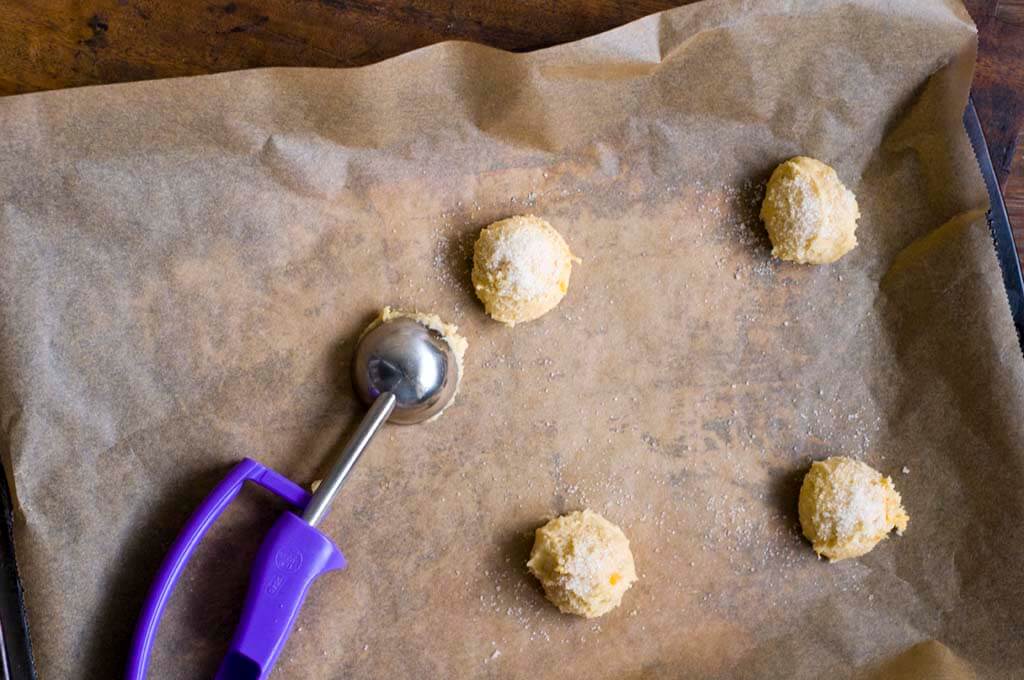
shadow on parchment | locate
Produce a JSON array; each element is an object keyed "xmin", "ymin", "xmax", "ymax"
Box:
[
  {"xmin": 436, "ymin": 223, "xmax": 481, "ymax": 309},
  {"xmin": 730, "ymin": 170, "xmax": 772, "ymax": 255},
  {"xmin": 767, "ymin": 464, "xmax": 807, "ymax": 529},
  {"xmin": 328, "ymin": 310, "xmax": 380, "ymax": 392},
  {"xmin": 84, "ymin": 461, "xmax": 286, "ymax": 678},
  {"xmin": 312, "ymin": 322, "xmax": 380, "ymax": 482},
  {"xmin": 495, "ymin": 519, "xmax": 547, "ymax": 603}
]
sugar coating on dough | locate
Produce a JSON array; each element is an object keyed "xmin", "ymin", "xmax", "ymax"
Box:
[
  {"xmin": 361, "ymin": 306, "xmax": 468, "ymax": 419},
  {"xmin": 798, "ymin": 457, "xmax": 909, "ymax": 562},
  {"xmin": 759, "ymin": 156, "xmax": 860, "ymax": 264},
  {"xmin": 471, "ymin": 215, "xmax": 578, "ymax": 326},
  {"xmin": 527, "ymin": 509, "xmax": 637, "ymax": 618}
]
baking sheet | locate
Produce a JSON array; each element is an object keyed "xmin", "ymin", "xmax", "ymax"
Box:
[
  {"xmin": 1, "ymin": 0, "xmax": 1023, "ymax": 677},
  {"xmin": 965, "ymin": 98, "xmax": 1024, "ymax": 347}
]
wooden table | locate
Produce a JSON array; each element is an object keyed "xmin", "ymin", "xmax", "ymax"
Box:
[{"xmin": 2, "ymin": 0, "xmax": 1021, "ymax": 257}]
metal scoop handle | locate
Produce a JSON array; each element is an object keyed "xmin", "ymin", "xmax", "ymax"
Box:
[{"xmin": 303, "ymin": 393, "xmax": 396, "ymax": 526}]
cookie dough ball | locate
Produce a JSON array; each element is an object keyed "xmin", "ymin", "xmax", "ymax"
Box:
[
  {"xmin": 527, "ymin": 509, "xmax": 637, "ymax": 618},
  {"xmin": 798, "ymin": 457, "xmax": 909, "ymax": 562},
  {"xmin": 361, "ymin": 307, "xmax": 468, "ymax": 419},
  {"xmin": 471, "ymin": 215, "xmax": 578, "ymax": 326},
  {"xmin": 760, "ymin": 156, "xmax": 860, "ymax": 264}
]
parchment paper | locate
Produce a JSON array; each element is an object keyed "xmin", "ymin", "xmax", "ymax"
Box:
[{"xmin": 2, "ymin": 0, "xmax": 1022, "ymax": 677}]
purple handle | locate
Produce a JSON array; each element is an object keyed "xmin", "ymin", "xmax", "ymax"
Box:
[
  {"xmin": 126, "ymin": 458, "xmax": 335, "ymax": 680},
  {"xmin": 215, "ymin": 512, "xmax": 345, "ymax": 679}
]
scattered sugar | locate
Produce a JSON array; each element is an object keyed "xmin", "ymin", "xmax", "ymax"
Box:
[{"xmin": 407, "ymin": 175, "xmax": 892, "ymax": 649}]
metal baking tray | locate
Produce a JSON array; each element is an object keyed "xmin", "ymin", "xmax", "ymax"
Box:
[
  {"xmin": 0, "ymin": 98, "xmax": 1020, "ymax": 680},
  {"xmin": 965, "ymin": 98, "xmax": 1024, "ymax": 348}
]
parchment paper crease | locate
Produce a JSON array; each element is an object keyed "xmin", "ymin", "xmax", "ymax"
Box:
[{"xmin": 1, "ymin": 0, "xmax": 1022, "ymax": 677}]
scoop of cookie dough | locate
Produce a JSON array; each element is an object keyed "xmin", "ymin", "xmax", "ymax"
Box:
[
  {"xmin": 471, "ymin": 215, "xmax": 578, "ymax": 326},
  {"xmin": 527, "ymin": 509, "xmax": 637, "ymax": 618},
  {"xmin": 760, "ymin": 156, "xmax": 860, "ymax": 264},
  {"xmin": 798, "ymin": 457, "xmax": 909, "ymax": 561},
  {"xmin": 361, "ymin": 307, "xmax": 468, "ymax": 419}
]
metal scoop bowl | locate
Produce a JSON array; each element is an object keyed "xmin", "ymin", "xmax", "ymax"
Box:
[{"xmin": 303, "ymin": 316, "xmax": 459, "ymax": 524}]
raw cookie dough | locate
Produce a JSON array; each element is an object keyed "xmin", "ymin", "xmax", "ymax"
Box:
[
  {"xmin": 527, "ymin": 509, "xmax": 637, "ymax": 618},
  {"xmin": 798, "ymin": 457, "xmax": 909, "ymax": 561},
  {"xmin": 759, "ymin": 156, "xmax": 860, "ymax": 264},
  {"xmin": 361, "ymin": 307, "xmax": 468, "ymax": 418},
  {"xmin": 471, "ymin": 215, "xmax": 579, "ymax": 326}
]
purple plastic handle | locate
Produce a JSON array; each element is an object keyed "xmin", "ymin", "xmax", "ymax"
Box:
[
  {"xmin": 215, "ymin": 512, "xmax": 345, "ymax": 679},
  {"xmin": 126, "ymin": 458, "xmax": 345, "ymax": 680}
]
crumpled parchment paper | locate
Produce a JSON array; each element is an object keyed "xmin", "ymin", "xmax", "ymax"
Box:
[{"xmin": 1, "ymin": 0, "xmax": 1021, "ymax": 677}]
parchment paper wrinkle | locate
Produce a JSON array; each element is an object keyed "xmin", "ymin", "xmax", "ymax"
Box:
[{"xmin": 0, "ymin": 0, "xmax": 1021, "ymax": 678}]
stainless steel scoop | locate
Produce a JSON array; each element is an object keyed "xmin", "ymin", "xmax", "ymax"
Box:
[
  {"xmin": 301, "ymin": 317, "xmax": 459, "ymax": 525},
  {"xmin": 128, "ymin": 315, "xmax": 460, "ymax": 680}
]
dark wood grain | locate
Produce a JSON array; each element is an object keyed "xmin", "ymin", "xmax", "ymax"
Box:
[
  {"xmin": 0, "ymin": 0, "xmax": 683, "ymax": 93},
  {"xmin": 0, "ymin": 0, "xmax": 1020, "ymax": 257},
  {"xmin": 965, "ymin": 0, "xmax": 1024, "ymax": 258}
]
